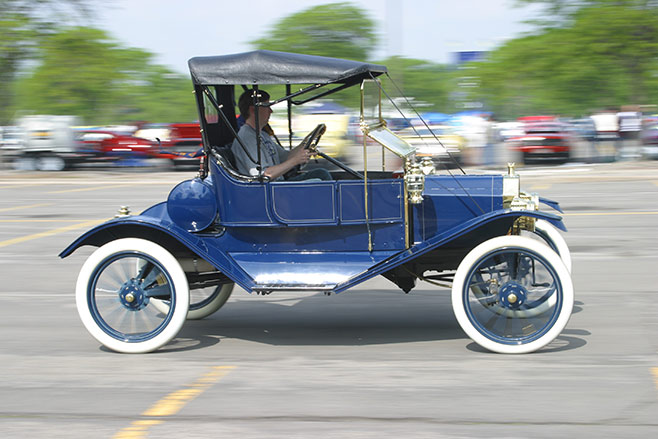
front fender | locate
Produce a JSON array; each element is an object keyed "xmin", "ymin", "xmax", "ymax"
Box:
[{"xmin": 335, "ymin": 208, "xmax": 565, "ymax": 292}]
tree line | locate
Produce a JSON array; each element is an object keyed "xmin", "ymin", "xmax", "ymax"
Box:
[{"xmin": 1, "ymin": 0, "xmax": 656, "ymax": 125}]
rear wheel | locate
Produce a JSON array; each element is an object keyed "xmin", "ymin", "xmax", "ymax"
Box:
[
  {"xmin": 452, "ymin": 236, "xmax": 573, "ymax": 354},
  {"xmin": 75, "ymin": 238, "xmax": 189, "ymax": 353},
  {"xmin": 151, "ymin": 282, "xmax": 234, "ymax": 320},
  {"xmin": 527, "ymin": 219, "xmax": 572, "ymax": 273}
]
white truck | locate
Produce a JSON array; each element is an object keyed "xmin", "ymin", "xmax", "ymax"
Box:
[{"xmin": 8, "ymin": 115, "xmax": 81, "ymax": 171}]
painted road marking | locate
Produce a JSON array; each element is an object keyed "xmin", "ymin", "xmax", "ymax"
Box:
[
  {"xmin": 564, "ymin": 211, "xmax": 658, "ymax": 216},
  {"xmin": 652, "ymin": 368, "xmax": 658, "ymax": 391},
  {"xmin": 46, "ymin": 184, "xmax": 128, "ymax": 194},
  {"xmin": 0, "ymin": 219, "xmax": 102, "ymax": 223},
  {"xmin": 0, "ymin": 203, "xmax": 53, "ymax": 213},
  {"xmin": 0, "ymin": 183, "xmax": 52, "ymax": 190},
  {"xmin": 0, "ymin": 219, "xmax": 106, "ymax": 248},
  {"xmin": 114, "ymin": 366, "xmax": 236, "ymax": 439},
  {"xmin": 529, "ymin": 184, "xmax": 551, "ymax": 190}
]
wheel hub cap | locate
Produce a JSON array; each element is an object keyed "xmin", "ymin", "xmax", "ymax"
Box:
[
  {"xmin": 499, "ymin": 282, "xmax": 527, "ymax": 309},
  {"xmin": 119, "ymin": 279, "xmax": 148, "ymax": 310}
]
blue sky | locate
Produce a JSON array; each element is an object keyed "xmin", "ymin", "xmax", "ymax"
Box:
[{"xmin": 95, "ymin": 0, "xmax": 542, "ymax": 74}]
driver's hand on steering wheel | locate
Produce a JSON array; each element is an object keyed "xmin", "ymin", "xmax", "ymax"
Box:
[{"xmin": 289, "ymin": 144, "xmax": 312, "ymax": 166}]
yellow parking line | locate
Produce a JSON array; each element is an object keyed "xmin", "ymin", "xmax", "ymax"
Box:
[
  {"xmin": 652, "ymin": 368, "xmax": 658, "ymax": 391},
  {"xmin": 114, "ymin": 366, "xmax": 236, "ymax": 439},
  {"xmin": 113, "ymin": 420, "xmax": 164, "ymax": 439},
  {"xmin": 0, "ymin": 183, "xmax": 49, "ymax": 190},
  {"xmin": 0, "ymin": 203, "xmax": 53, "ymax": 213},
  {"xmin": 0, "ymin": 219, "xmax": 96, "ymax": 223},
  {"xmin": 46, "ymin": 184, "xmax": 128, "ymax": 194},
  {"xmin": 529, "ymin": 184, "xmax": 551, "ymax": 190},
  {"xmin": 0, "ymin": 219, "xmax": 106, "ymax": 248},
  {"xmin": 564, "ymin": 211, "xmax": 658, "ymax": 216}
]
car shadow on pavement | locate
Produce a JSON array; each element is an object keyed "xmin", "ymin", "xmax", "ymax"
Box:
[
  {"xmin": 465, "ymin": 328, "xmax": 589, "ymax": 354},
  {"xmin": 170, "ymin": 289, "xmax": 465, "ymax": 349}
]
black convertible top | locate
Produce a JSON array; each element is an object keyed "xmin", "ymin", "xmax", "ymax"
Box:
[{"xmin": 188, "ymin": 50, "xmax": 387, "ymax": 86}]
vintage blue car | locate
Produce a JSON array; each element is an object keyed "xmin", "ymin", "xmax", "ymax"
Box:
[{"xmin": 61, "ymin": 51, "xmax": 574, "ymax": 354}]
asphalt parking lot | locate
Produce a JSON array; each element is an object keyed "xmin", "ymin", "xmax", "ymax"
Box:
[{"xmin": 0, "ymin": 160, "xmax": 657, "ymax": 438}]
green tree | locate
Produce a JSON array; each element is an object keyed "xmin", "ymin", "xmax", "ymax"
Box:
[
  {"xmin": 469, "ymin": 1, "xmax": 658, "ymax": 118},
  {"xmin": 378, "ymin": 57, "xmax": 455, "ymax": 114},
  {"xmin": 251, "ymin": 2, "xmax": 377, "ymax": 61},
  {"xmin": 250, "ymin": 2, "xmax": 380, "ymax": 110},
  {"xmin": 0, "ymin": 0, "xmax": 93, "ymax": 124},
  {"xmin": 14, "ymin": 27, "xmax": 196, "ymax": 124}
]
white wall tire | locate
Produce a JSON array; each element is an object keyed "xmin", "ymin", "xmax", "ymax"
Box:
[
  {"xmin": 151, "ymin": 282, "xmax": 234, "ymax": 320},
  {"xmin": 532, "ymin": 219, "xmax": 572, "ymax": 273},
  {"xmin": 75, "ymin": 238, "xmax": 189, "ymax": 353},
  {"xmin": 452, "ymin": 236, "xmax": 574, "ymax": 354}
]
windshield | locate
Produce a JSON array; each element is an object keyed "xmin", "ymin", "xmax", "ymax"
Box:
[
  {"xmin": 366, "ymin": 127, "xmax": 415, "ymax": 158},
  {"xmin": 360, "ymin": 80, "xmax": 415, "ymax": 159}
]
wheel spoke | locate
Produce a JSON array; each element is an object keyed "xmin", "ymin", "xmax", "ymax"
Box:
[
  {"xmin": 104, "ymin": 263, "xmax": 129, "ymax": 288},
  {"xmin": 118, "ymin": 258, "xmax": 136, "ymax": 283}
]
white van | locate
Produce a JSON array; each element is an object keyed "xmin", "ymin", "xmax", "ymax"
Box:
[{"xmin": 11, "ymin": 115, "xmax": 81, "ymax": 170}]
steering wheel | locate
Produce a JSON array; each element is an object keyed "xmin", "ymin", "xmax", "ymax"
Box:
[
  {"xmin": 283, "ymin": 124, "xmax": 326, "ymax": 180},
  {"xmin": 284, "ymin": 123, "xmax": 364, "ymax": 180},
  {"xmin": 299, "ymin": 123, "xmax": 326, "ymax": 152}
]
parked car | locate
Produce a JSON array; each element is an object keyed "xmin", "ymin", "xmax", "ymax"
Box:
[
  {"xmin": 641, "ymin": 122, "xmax": 658, "ymax": 159},
  {"xmin": 75, "ymin": 129, "xmax": 156, "ymax": 164},
  {"xmin": 134, "ymin": 123, "xmax": 203, "ymax": 168},
  {"xmin": 591, "ymin": 112, "xmax": 619, "ymax": 141},
  {"xmin": 568, "ymin": 118, "xmax": 597, "ymax": 142},
  {"xmin": 508, "ymin": 121, "xmax": 572, "ymax": 164},
  {"xmin": 397, "ymin": 124, "xmax": 465, "ymax": 167},
  {"xmin": 0, "ymin": 125, "xmax": 24, "ymax": 151},
  {"xmin": 495, "ymin": 121, "xmax": 524, "ymax": 142},
  {"xmin": 61, "ymin": 50, "xmax": 574, "ymax": 355}
]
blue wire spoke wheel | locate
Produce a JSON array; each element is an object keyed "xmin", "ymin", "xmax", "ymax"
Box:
[
  {"xmin": 452, "ymin": 236, "xmax": 574, "ymax": 354},
  {"xmin": 75, "ymin": 238, "xmax": 189, "ymax": 353}
]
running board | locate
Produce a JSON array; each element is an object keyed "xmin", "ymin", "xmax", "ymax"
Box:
[{"xmin": 252, "ymin": 284, "xmax": 335, "ymax": 293}]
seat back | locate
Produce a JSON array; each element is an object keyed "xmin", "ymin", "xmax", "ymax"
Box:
[{"xmin": 213, "ymin": 144, "xmax": 238, "ymax": 172}]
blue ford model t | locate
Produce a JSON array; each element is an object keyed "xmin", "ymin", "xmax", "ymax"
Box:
[{"xmin": 61, "ymin": 51, "xmax": 574, "ymax": 354}]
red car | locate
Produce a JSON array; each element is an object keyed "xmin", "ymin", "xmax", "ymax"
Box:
[
  {"xmin": 508, "ymin": 121, "xmax": 571, "ymax": 164},
  {"xmin": 75, "ymin": 130, "xmax": 156, "ymax": 163},
  {"xmin": 134, "ymin": 123, "xmax": 203, "ymax": 168}
]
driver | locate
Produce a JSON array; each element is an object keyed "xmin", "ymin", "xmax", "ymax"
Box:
[{"xmin": 231, "ymin": 89, "xmax": 331, "ymax": 181}]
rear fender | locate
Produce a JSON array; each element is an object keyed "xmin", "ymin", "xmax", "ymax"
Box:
[{"xmin": 59, "ymin": 208, "xmax": 252, "ymax": 290}]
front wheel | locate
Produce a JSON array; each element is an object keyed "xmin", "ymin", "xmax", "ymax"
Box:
[
  {"xmin": 452, "ymin": 236, "xmax": 574, "ymax": 354},
  {"xmin": 75, "ymin": 238, "xmax": 189, "ymax": 353}
]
